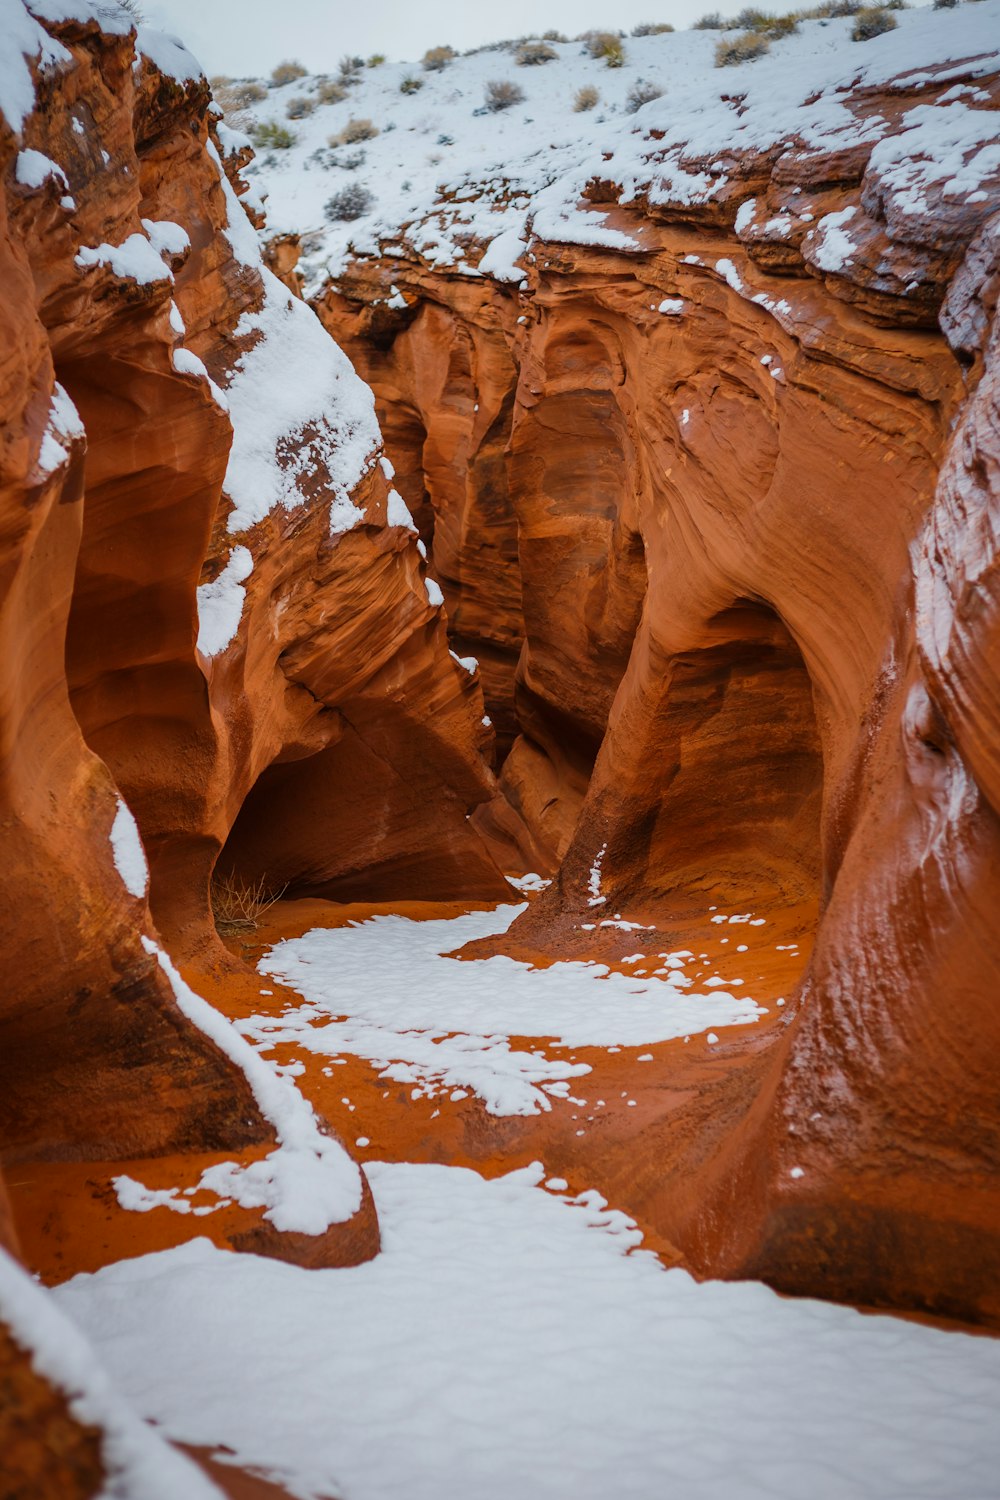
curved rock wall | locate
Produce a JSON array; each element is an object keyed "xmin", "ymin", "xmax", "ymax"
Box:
[
  {"xmin": 308, "ymin": 42, "xmax": 1000, "ymax": 1321},
  {"xmin": 0, "ymin": 1, "xmax": 507, "ymax": 1258}
]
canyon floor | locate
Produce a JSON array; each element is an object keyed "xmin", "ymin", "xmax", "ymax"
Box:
[{"xmin": 9, "ymin": 890, "xmax": 1000, "ymax": 1500}]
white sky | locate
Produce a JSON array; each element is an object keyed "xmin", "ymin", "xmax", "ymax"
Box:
[{"xmin": 141, "ymin": 0, "xmax": 903, "ymax": 77}]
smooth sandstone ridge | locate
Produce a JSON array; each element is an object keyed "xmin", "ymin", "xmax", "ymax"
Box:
[{"xmin": 249, "ymin": 8, "xmax": 1000, "ymax": 1323}]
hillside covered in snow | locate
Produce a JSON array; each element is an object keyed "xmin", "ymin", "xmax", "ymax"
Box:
[{"xmin": 223, "ymin": 2, "xmax": 1000, "ymax": 295}]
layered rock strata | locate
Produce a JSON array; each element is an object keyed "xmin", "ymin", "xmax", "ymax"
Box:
[
  {"xmin": 0, "ymin": 2, "xmax": 509, "ymax": 1481},
  {"xmin": 287, "ymin": 14, "xmax": 1000, "ymax": 1322}
]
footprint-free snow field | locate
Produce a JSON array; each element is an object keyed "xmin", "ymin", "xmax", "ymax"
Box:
[{"xmin": 58, "ymin": 1159, "xmax": 1000, "ymax": 1500}]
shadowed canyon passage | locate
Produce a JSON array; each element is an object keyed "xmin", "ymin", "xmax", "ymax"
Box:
[{"xmin": 2, "ymin": 2, "xmax": 1000, "ymax": 1496}]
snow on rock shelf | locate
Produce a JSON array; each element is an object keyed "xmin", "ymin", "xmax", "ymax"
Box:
[
  {"xmin": 241, "ymin": 4, "xmax": 1000, "ymax": 305},
  {"xmin": 55, "ymin": 1160, "xmax": 1000, "ymax": 1500}
]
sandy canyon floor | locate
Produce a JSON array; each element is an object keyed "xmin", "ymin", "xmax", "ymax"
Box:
[{"xmin": 10, "ymin": 891, "xmax": 1000, "ymax": 1500}]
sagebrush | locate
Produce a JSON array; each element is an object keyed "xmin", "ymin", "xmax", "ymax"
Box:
[
  {"xmin": 270, "ymin": 60, "xmax": 306, "ymax": 87},
  {"xmin": 486, "ymin": 78, "xmax": 526, "ymax": 111}
]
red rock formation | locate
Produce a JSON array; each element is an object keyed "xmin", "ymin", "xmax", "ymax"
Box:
[
  {"xmin": 0, "ymin": 0, "xmax": 510, "ymax": 1331},
  {"xmin": 306, "ymin": 45, "xmax": 1000, "ymax": 1322}
]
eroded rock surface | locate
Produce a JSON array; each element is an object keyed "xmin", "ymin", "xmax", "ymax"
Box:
[
  {"xmin": 0, "ymin": 4, "xmax": 512, "ymax": 1467},
  {"xmin": 275, "ymin": 11, "xmax": 1000, "ymax": 1323}
]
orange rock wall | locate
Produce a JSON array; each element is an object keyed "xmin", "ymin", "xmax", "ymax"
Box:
[
  {"xmin": 0, "ymin": 10, "xmax": 505, "ymax": 1225},
  {"xmin": 312, "ymin": 64, "xmax": 1000, "ymax": 1322}
]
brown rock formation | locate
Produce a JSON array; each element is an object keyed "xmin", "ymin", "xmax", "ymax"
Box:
[
  {"xmin": 306, "ymin": 50, "xmax": 1000, "ymax": 1322},
  {"xmin": 0, "ymin": 0, "xmax": 508, "ymax": 1326}
]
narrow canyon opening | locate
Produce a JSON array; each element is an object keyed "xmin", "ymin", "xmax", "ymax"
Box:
[{"xmin": 640, "ymin": 600, "xmax": 823, "ymax": 919}]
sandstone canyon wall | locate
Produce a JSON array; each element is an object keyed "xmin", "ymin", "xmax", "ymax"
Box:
[
  {"xmin": 0, "ymin": 3, "xmax": 509, "ymax": 1490},
  {"xmin": 282, "ymin": 11, "xmax": 1000, "ymax": 1325},
  {"xmin": 2, "ymin": 3, "xmax": 1000, "ymax": 1492}
]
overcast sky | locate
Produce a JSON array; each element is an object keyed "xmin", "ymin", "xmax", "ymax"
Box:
[{"xmin": 141, "ymin": 0, "xmax": 871, "ymax": 77}]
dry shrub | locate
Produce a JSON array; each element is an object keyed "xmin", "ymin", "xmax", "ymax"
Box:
[
  {"xmin": 626, "ymin": 78, "xmax": 663, "ymax": 111},
  {"xmin": 851, "ymin": 5, "xmax": 898, "ymax": 37},
  {"xmin": 573, "ymin": 84, "xmax": 600, "ymax": 111},
  {"xmin": 286, "ymin": 95, "xmax": 315, "ymax": 119},
  {"xmin": 542, "ymin": 29, "xmax": 568, "ymax": 40},
  {"xmin": 399, "ymin": 74, "xmax": 424, "ymax": 93},
  {"xmin": 714, "ymin": 29, "xmax": 771, "ymax": 63},
  {"xmin": 422, "ymin": 44, "xmax": 456, "ymax": 71},
  {"xmin": 367, "ymin": 53, "xmax": 387, "ymax": 65},
  {"xmin": 317, "ymin": 79, "xmax": 347, "ymax": 104},
  {"xmin": 516, "ymin": 40, "xmax": 557, "ymax": 64},
  {"xmin": 252, "ymin": 120, "xmax": 297, "ymax": 149},
  {"xmin": 213, "ymin": 78, "xmax": 267, "ymax": 119},
  {"xmin": 692, "ymin": 12, "xmax": 724, "ymax": 27},
  {"xmin": 331, "ymin": 116, "xmax": 378, "ymax": 145},
  {"xmin": 339, "ymin": 54, "xmax": 364, "ymax": 81},
  {"xmin": 763, "ymin": 14, "xmax": 799, "ymax": 35},
  {"xmin": 485, "ymin": 78, "xmax": 526, "ymax": 110},
  {"xmin": 582, "ymin": 29, "xmax": 626, "ymax": 65},
  {"xmin": 270, "ymin": 60, "xmax": 307, "ymax": 87},
  {"xmin": 632, "ymin": 22, "xmax": 674, "ymax": 33},
  {"xmin": 211, "ymin": 874, "xmax": 286, "ymax": 935},
  {"xmin": 325, "ymin": 182, "xmax": 374, "ymax": 219}
]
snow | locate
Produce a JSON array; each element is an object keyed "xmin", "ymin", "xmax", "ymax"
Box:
[
  {"xmin": 807, "ymin": 204, "xmax": 859, "ymax": 272},
  {"xmin": 587, "ymin": 841, "xmax": 608, "ymax": 906},
  {"xmin": 450, "ymin": 649, "xmax": 478, "ymax": 675},
  {"xmin": 196, "ymin": 544, "xmax": 252, "ymax": 657},
  {"xmin": 171, "ymin": 345, "xmax": 229, "ymax": 410},
  {"xmin": 109, "ymin": 796, "xmax": 148, "ymax": 900},
  {"xmin": 424, "ymin": 576, "xmax": 444, "ymax": 608},
  {"xmin": 0, "ymin": 0, "xmax": 72, "ymax": 134},
  {"xmin": 0, "ymin": 1247, "xmax": 223, "ymax": 1500},
  {"xmin": 76, "ymin": 232, "xmax": 173, "ymax": 286},
  {"xmin": 135, "ymin": 936, "xmax": 362, "ymax": 1232},
  {"xmin": 141, "ymin": 216, "xmax": 190, "ymax": 259},
  {"xmin": 15, "ymin": 146, "xmax": 67, "ymax": 189},
  {"xmin": 54, "ymin": 1158, "xmax": 1000, "ymax": 1500},
  {"xmin": 220, "ymin": 270, "xmax": 380, "ymax": 536},
  {"xmin": 235, "ymin": 4, "xmax": 1000, "ymax": 302},
  {"xmin": 386, "ymin": 486, "xmax": 417, "ymax": 531},
  {"xmin": 136, "ymin": 25, "xmax": 203, "ymax": 83},
  {"xmin": 249, "ymin": 904, "xmax": 764, "ymax": 1116},
  {"xmin": 35, "ymin": 380, "xmax": 84, "ymax": 477}
]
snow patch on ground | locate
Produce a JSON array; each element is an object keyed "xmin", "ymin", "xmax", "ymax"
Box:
[
  {"xmin": 252, "ymin": 905, "xmax": 763, "ymax": 1116},
  {"xmin": 55, "ymin": 1159, "xmax": 1000, "ymax": 1500}
]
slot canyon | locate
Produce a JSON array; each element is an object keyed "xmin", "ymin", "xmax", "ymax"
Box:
[{"xmin": 1, "ymin": 1, "xmax": 999, "ymax": 1496}]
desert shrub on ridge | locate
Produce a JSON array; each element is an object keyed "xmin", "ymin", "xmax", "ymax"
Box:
[
  {"xmin": 715, "ymin": 29, "xmax": 771, "ymax": 63},
  {"xmin": 485, "ymin": 78, "xmax": 526, "ymax": 110},
  {"xmin": 270, "ymin": 60, "xmax": 306, "ymax": 87},
  {"xmin": 325, "ymin": 182, "xmax": 374, "ymax": 220},
  {"xmin": 851, "ymin": 6, "xmax": 898, "ymax": 38}
]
